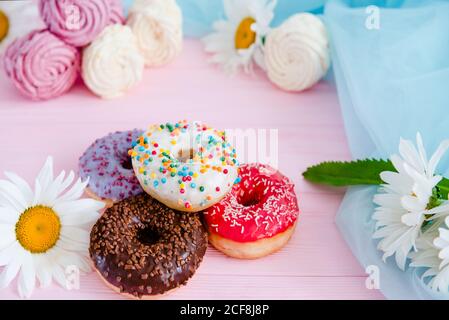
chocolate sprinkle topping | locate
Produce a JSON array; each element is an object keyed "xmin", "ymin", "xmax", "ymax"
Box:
[{"xmin": 89, "ymin": 194, "xmax": 208, "ymax": 298}]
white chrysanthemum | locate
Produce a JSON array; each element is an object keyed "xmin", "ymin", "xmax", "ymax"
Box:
[
  {"xmin": 0, "ymin": 1, "xmax": 44, "ymax": 54},
  {"xmin": 203, "ymin": 0, "xmax": 276, "ymax": 74},
  {"xmin": 410, "ymin": 217, "xmax": 449, "ymax": 292},
  {"xmin": 0, "ymin": 157, "xmax": 104, "ymax": 298},
  {"xmin": 373, "ymin": 133, "xmax": 449, "ymax": 270}
]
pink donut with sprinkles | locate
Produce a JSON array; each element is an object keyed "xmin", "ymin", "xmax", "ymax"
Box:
[{"xmin": 203, "ymin": 163, "xmax": 299, "ymax": 259}]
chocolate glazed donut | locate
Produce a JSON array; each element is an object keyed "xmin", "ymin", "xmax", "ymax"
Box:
[{"xmin": 89, "ymin": 194, "xmax": 208, "ymax": 298}]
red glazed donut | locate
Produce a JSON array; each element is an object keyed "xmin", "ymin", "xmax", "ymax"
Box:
[{"xmin": 203, "ymin": 163, "xmax": 299, "ymax": 259}]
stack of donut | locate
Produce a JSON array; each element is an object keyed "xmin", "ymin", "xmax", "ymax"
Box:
[{"xmin": 80, "ymin": 121, "xmax": 300, "ymax": 299}]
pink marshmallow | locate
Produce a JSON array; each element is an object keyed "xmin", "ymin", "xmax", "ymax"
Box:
[
  {"xmin": 3, "ymin": 29, "xmax": 80, "ymax": 101},
  {"xmin": 39, "ymin": 0, "xmax": 124, "ymax": 47},
  {"xmin": 109, "ymin": 0, "xmax": 125, "ymax": 25}
]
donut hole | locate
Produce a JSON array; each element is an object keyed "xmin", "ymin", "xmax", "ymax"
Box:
[
  {"xmin": 237, "ymin": 189, "xmax": 263, "ymax": 207},
  {"xmin": 137, "ymin": 226, "xmax": 161, "ymax": 245},
  {"xmin": 121, "ymin": 157, "xmax": 133, "ymax": 170},
  {"xmin": 177, "ymin": 148, "xmax": 195, "ymax": 163}
]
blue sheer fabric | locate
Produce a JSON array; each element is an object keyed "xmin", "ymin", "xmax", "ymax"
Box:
[
  {"xmin": 120, "ymin": 0, "xmax": 449, "ymax": 299},
  {"xmin": 326, "ymin": 0, "xmax": 449, "ymax": 299},
  {"xmin": 122, "ymin": 0, "xmax": 132, "ymax": 13}
]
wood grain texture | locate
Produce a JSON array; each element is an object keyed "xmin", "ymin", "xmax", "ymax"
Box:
[{"xmin": 0, "ymin": 40, "xmax": 384, "ymax": 300}]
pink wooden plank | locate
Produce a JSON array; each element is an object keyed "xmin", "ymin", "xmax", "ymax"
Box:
[
  {"xmin": 0, "ymin": 40, "xmax": 383, "ymax": 300},
  {"xmin": 0, "ymin": 274, "xmax": 382, "ymax": 300}
]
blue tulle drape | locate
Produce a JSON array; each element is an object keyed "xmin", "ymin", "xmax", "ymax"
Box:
[
  {"xmin": 326, "ymin": 0, "xmax": 449, "ymax": 299},
  {"xmin": 120, "ymin": 0, "xmax": 449, "ymax": 299}
]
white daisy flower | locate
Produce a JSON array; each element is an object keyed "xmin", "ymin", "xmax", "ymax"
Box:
[
  {"xmin": 0, "ymin": 157, "xmax": 104, "ymax": 298},
  {"xmin": 410, "ymin": 216, "xmax": 449, "ymax": 292},
  {"xmin": 373, "ymin": 133, "xmax": 449, "ymax": 270},
  {"xmin": 0, "ymin": 1, "xmax": 44, "ymax": 54},
  {"xmin": 203, "ymin": 0, "xmax": 276, "ymax": 74}
]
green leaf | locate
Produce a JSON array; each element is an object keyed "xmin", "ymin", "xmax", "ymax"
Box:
[
  {"xmin": 437, "ymin": 177, "xmax": 449, "ymax": 199},
  {"xmin": 302, "ymin": 159, "xmax": 395, "ymax": 186},
  {"xmin": 303, "ymin": 159, "xmax": 449, "ymax": 200}
]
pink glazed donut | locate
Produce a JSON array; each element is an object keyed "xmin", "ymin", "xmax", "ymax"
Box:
[
  {"xmin": 3, "ymin": 29, "xmax": 80, "ymax": 101},
  {"xmin": 39, "ymin": 0, "xmax": 124, "ymax": 47}
]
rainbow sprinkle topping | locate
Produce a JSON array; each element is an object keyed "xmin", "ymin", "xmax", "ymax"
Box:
[{"xmin": 129, "ymin": 121, "xmax": 239, "ymax": 210}]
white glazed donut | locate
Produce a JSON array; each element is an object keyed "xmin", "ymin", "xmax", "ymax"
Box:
[
  {"xmin": 127, "ymin": 0, "xmax": 182, "ymax": 67},
  {"xmin": 82, "ymin": 24, "xmax": 144, "ymax": 99},
  {"xmin": 264, "ymin": 13, "xmax": 330, "ymax": 92},
  {"xmin": 130, "ymin": 121, "xmax": 239, "ymax": 212}
]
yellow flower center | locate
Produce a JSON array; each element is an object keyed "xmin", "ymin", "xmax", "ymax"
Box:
[
  {"xmin": 15, "ymin": 206, "xmax": 61, "ymax": 254},
  {"xmin": 235, "ymin": 17, "xmax": 256, "ymax": 50},
  {"xmin": 0, "ymin": 10, "xmax": 9, "ymax": 43}
]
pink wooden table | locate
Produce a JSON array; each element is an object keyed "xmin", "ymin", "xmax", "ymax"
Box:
[{"xmin": 0, "ymin": 40, "xmax": 383, "ymax": 300}]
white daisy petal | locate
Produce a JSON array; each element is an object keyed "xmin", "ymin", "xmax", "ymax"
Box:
[
  {"xmin": 401, "ymin": 211, "xmax": 424, "ymax": 226},
  {"xmin": 0, "ymin": 180, "xmax": 28, "ymax": 211},
  {"xmin": 54, "ymin": 247, "xmax": 91, "ymax": 273},
  {"xmin": 40, "ymin": 170, "xmax": 67, "ymax": 205},
  {"xmin": 62, "ymin": 210, "xmax": 100, "ymax": 227},
  {"xmin": 4, "ymin": 171, "xmax": 33, "ymax": 204},
  {"xmin": 0, "ymin": 250, "xmax": 23, "ymax": 288},
  {"xmin": 17, "ymin": 252, "xmax": 35, "ymax": 298},
  {"xmin": 60, "ymin": 226, "xmax": 90, "ymax": 245},
  {"xmin": 54, "ymin": 198, "xmax": 103, "ymax": 217},
  {"xmin": 32, "ymin": 179, "xmax": 42, "ymax": 206},
  {"xmin": 36, "ymin": 267, "xmax": 52, "ymax": 289},
  {"xmin": 438, "ymin": 246, "xmax": 449, "ymax": 262},
  {"xmin": 57, "ymin": 237, "xmax": 89, "ymax": 252},
  {"xmin": 379, "ymin": 171, "xmax": 411, "ymax": 194},
  {"xmin": 0, "ymin": 241, "xmax": 21, "ymax": 267},
  {"xmin": 428, "ymin": 140, "xmax": 449, "ymax": 177},
  {"xmin": 390, "ymin": 154, "xmax": 406, "ymax": 174},
  {"xmin": 35, "ymin": 256, "xmax": 53, "ymax": 289},
  {"xmin": 435, "ymin": 228, "xmax": 449, "ymax": 247},
  {"xmin": 58, "ymin": 171, "xmax": 76, "ymax": 197},
  {"xmin": 373, "ymin": 193, "xmax": 403, "ymax": 209},
  {"xmin": 428, "ymin": 204, "xmax": 449, "ymax": 220},
  {"xmin": 399, "ymin": 138, "xmax": 424, "ymax": 173},
  {"xmin": 52, "ymin": 264, "xmax": 68, "ymax": 289},
  {"xmin": 36, "ymin": 157, "xmax": 54, "ymax": 195},
  {"xmin": 54, "ymin": 178, "xmax": 88, "ymax": 204},
  {"xmin": 0, "ymin": 224, "xmax": 16, "ymax": 250},
  {"xmin": 395, "ymin": 247, "xmax": 408, "ymax": 271},
  {"xmin": 415, "ymin": 133, "xmax": 428, "ymax": 170},
  {"xmin": 434, "ymin": 238, "xmax": 447, "ymax": 250},
  {"xmin": 0, "ymin": 207, "xmax": 19, "ymax": 224},
  {"xmin": 444, "ymin": 216, "xmax": 449, "ymax": 228}
]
